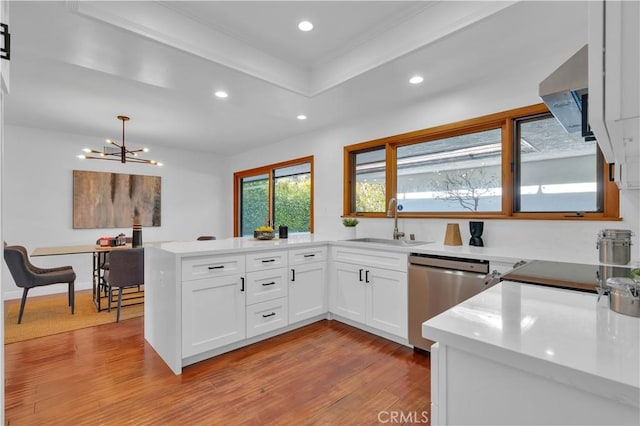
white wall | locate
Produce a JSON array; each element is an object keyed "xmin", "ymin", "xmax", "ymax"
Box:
[
  {"xmin": 227, "ymin": 61, "xmax": 640, "ymax": 266},
  {"xmin": 2, "ymin": 125, "xmax": 228, "ymax": 299}
]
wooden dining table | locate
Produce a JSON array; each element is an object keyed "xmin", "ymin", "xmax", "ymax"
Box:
[{"xmin": 31, "ymin": 243, "xmax": 137, "ymax": 312}]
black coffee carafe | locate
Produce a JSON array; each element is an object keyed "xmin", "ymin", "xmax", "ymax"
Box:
[{"xmin": 469, "ymin": 221, "xmax": 484, "ymax": 247}]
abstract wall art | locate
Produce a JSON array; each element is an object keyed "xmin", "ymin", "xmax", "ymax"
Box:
[{"xmin": 73, "ymin": 170, "xmax": 161, "ymax": 229}]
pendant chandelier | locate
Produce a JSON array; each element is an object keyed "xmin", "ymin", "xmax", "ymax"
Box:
[{"xmin": 77, "ymin": 115, "xmax": 162, "ymax": 166}]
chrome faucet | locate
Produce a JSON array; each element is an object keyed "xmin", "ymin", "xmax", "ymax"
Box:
[{"xmin": 387, "ymin": 198, "xmax": 405, "ymax": 240}]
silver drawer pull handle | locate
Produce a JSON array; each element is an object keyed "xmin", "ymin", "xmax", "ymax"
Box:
[
  {"xmin": 303, "ymin": 254, "xmax": 315, "ymax": 258},
  {"xmin": 261, "ymin": 281, "xmax": 276, "ymax": 286},
  {"xmin": 261, "ymin": 259, "xmax": 276, "ymax": 263},
  {"xmin": 262, "ymin": 312, "xmax": 276, "ymax": 318},
  {"xmin": 208, "ymin": 265, "xmax": 224, "ymax": 270}
]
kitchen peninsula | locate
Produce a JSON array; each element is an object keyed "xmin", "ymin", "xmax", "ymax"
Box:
[
  {"xmin": 145, "ymin": 235, "xmax": 332, "ymax": 374},
  {"xmin": 423, "ymin": 282, "xmax": 640, "ymax": 426}
]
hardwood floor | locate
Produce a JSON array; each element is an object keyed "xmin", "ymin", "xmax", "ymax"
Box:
[{"xmin": 5, "ymin": 318, "xmax": 431, "ymax": 425}]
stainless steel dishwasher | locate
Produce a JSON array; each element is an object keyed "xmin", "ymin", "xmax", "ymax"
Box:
[{"xmin": 408, "ymin": 253, "xmax": 501, "ymax": 351}]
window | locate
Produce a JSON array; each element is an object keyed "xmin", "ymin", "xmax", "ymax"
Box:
[
  {"xmin": 343, "ymin": 104, "xmax": 618, "ymax": 220},
  {"xmin": 397, "ymin": 128, "xmax": 502, "ymax": 213},
  {"xmin": 235, "ymin": 156, "xmax": 313, "ymax": 237},
  {"xmin": 351, "ymin": 147, "xmax": 386, "ymax": 213},
  {"xmin": 514, "ymin": 113, "xmax": 601, "ymax": 213}
]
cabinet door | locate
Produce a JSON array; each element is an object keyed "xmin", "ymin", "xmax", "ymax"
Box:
[
  {"xmin": 289, "ymin": 262, "xmax": 327, "ymax": 324},
  {"xmin": 0, "ymin": 0, "xmax": 9, "ymax": 92},
  {"xmin": 366, "ymin": 268, "xmax": 408, "ymax": 338},
  {"xmin": 182, "ymin": 274, "xmax": 246, "ymax": 358},
  {"xmin": 331, "ymin": 262, "xmax": 366, "ymax": 323}
]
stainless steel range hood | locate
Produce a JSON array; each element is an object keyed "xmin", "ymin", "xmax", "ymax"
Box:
[{"xmin": 539, "ymin": 45, "xmax": 588, "ymax": 134}]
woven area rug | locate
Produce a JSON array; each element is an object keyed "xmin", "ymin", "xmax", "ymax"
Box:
[{"xmin": 4, "ymin": 289, "xmax": 144, "ymax": 344}]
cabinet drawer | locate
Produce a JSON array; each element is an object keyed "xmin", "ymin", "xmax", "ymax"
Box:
[
  {"xmin": 245, "ymin": 268, "xmax": 288, "ymax": 305},
  {"xmin": 289, "ymin": 246, "xmax": 327, "ymax": 265},
  {"xmin": 246, "ymin": 298, "xmax": 288, "ymax": 338},
  {"xmin": 182, "ymin": 255, "xmax": 245, "ymax": 281},
  {"xmin": 331, "ymin": 246, "xmax": 407, "ymax": 272},
  {"xmin": 246, "ymin": 250, "xmax": 288, "ymax": 272}
]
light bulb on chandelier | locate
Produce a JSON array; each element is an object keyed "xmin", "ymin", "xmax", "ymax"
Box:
[{"xmin": 77, "ymin": 115, "xmax": 163, "ymax": 166}]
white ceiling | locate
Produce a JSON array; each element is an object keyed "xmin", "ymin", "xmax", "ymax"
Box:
[{"xmin": 4, "ymin": 1, "xmax": 588, "ymax": 156}]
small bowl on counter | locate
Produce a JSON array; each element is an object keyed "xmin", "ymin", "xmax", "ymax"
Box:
[{"xmin": 254, "ymin": 230, "xmax": 275, "ymax": 240}]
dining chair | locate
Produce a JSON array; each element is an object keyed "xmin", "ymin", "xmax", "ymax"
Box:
[
  {"xmin": 197, "ymin": 236, "xmax": 216, "ymax": 241},
  {"xmin": 3, "ymin": 244, "xmax": 76, "ymax": 324},
  {"xmin": 97, "ymin": 237, "xmax": 133, "ymax": 296},
  {"xmin": 104, "ymin": 247, "xmax": 144, "ymax": 322}
]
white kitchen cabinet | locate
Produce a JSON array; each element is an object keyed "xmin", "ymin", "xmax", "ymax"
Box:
[
  {"xmin": 367, "ymin": 267, "xmax": 407, "ymax": 337},
  {"xmin": 330, "ymin": 246, "xmax": 408, "ymax": 339},
  {"xmin": 246, "ymin": 297, "xmax": 288, "ymax": 338},
  {"xmin": 331, "ymin": 261, "xmax": 366, "ymax": 323},
  {"xmin": 181, "ymin": 273, "xmax": 246, "ymax": 358},
  {"xmin": 245, "ymin": 250, "xmax": 290, "ymax": 338},
  {"xmin": 288, "ymin": 247, "xmax": 327, "ymax": 324},
  {"xmin": 181, "ymin": 254, "xmax": 247, "ymax": 358},
  {"xmin": 1, "ymin": 0, "xmax": 10, "ymax": 93},
  {"xmin": 289, "ymin": 246, "xmax": 326, "ymax": 266},
  {"xmin": 181, "ymin": 254, "xmax": 244, "ymax": 281},
  {"xmin": 246, "ymin": 250, "xmax": 288, "ymax": 272},
  {"xmin": 146, "ymin": 242, "xmax": 330, "ymax": 375},
  {"xmin": 589, "ymin": 0, "xmax": 640, "ymax": 189},
  {"xmin": 245, "ymin": 267, "xmax": 288, "ymax": 305}
]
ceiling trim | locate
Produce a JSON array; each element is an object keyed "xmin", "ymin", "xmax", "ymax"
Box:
[
  {"xmin": 310, "ymin": 1, "xmax": 517, "ymax": 95},
  {"xmin": 70, "ymin": 0, "xmax": 516, "ymax": 97},
  {"xmin": 73, "ymin": 0, "xmax": 310, "ymax": 94}
]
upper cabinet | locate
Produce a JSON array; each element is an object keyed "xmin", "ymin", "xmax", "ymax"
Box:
[
  {"xmin": 0, "ymin": 0, "xmax": 9, "ymax": 93},
  {"xmin": 588, "ymin": 0, "xmax": 640, "ymax": 189}
]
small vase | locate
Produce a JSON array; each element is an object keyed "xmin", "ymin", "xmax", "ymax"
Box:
[
  {"xmin": 469, "ymin": 221, "xmax": 484, "ymax": 247},
  {"xmin": 132, "ymin": 216, "xmax": 143, "ymax": 248},
  {"xmin": 343, "ymin": 226, "xmax": 357, "ymax": 240}
]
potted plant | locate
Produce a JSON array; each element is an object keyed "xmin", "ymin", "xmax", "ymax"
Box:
[
  {"xmin": 342, "ymin": 218, "xmax": 359, "ymax": 227},
  {"xmin": 342, "ymin": 218, "xmax": 359, "ymax": 239}
]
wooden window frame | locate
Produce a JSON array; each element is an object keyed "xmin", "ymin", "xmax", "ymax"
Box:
[
  {"xmin": 234, "ymin": 156, "xmax": 314, "ymax": 237},
  {"xmin": 343, "ymin": 104, "xmax": 619, "ymax": 221}
]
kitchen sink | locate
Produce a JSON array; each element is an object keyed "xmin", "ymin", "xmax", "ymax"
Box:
[{"xmin": 346, "ymin": 237, "xmax": 433, "ymax": 247}]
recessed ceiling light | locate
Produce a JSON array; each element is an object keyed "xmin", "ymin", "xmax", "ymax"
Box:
[
  {"xmin": 297, "ymin": 114, "xmax": 307, "ymax": 120},
  {"xmin": 214, "ymin": 90, "xmax": 228, "ymax": 98},
  {"xmin": 298, "ymin": 21, "xmax": 313, "ymax": 32},
  {"xmin": 409, "ymin": 75, "xmax": 424, "ymax": 85}
]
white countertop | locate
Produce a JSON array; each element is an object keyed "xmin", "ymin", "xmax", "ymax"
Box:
[
  {"xmin": 147, "ymin": 234, "xmax": 332, "ymax": 256},
  {"xmin": 148, "ymin": 235, "xmax": 607, "ymax": 267},
  {"xmin": 422, "ymin": 281, "xmax": 640, "ymax": 398}
]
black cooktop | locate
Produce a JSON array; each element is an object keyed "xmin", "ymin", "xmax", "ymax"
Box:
[{"xmin": 501, "ymin": 260, "xmax": 633, "ymax": 293}]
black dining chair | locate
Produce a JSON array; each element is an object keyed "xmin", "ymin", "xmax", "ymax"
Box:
[
  {"xmin": 104, "ymin": 248, "xmax": 144, "ymax": 322},
  {"xmin": 3, "ymin": 244, "xmax": 76, "ymax": 324},
  {"xmin": 96, "ymin": 237, "xmax": 133, "ymax": 297}
]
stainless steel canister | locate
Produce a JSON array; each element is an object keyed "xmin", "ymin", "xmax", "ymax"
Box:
[
  {"xmin": 597, "ymin": 229, "xmax": 632, "ymax": 265},
  {"xmin": 605, "ymin": 277, "xmax": 640, "ymax": 318}
]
